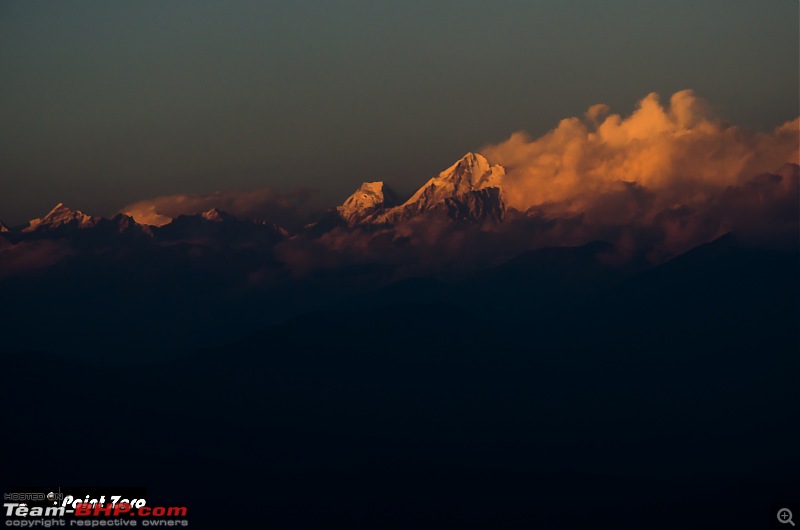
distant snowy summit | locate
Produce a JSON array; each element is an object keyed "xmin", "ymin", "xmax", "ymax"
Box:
[
  {"xmin": 0, "ymin": 203, "xmax": 284, "ymax": 248},
  {"xmin": 337, "ymin": 152, "xmax": 507, "ymax": 226},
  {"xmin": 403, "ymin": 152, "xmax": 505, "ymax": 210},
  {"xmin": 336, "ymin": 182, "xmax": 401, "ymax": 225},
  {"xmin": 22, "ymin": 203, "xmax": 101, "ymax": 233}
]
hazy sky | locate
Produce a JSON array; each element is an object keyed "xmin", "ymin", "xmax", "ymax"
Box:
[{"xmin": 1, "ymin": 0, "xmax": 798, "ymax": 224}]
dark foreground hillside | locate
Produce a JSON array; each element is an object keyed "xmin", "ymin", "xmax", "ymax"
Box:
[{"xmin": 2, "ymin": 235, "xmax": 798, "ymax": 529}]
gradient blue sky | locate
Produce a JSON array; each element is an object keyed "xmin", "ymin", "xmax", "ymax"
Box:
[{"xmin": 1, "ymin": 0, "xmax": 798, "ymax": 224}]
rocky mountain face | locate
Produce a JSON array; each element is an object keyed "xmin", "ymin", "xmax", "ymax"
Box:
[
  {"xmin": 336, "ymin": 152, "xmax": 507, "ymax": 225},
  {"xmin": 398, "ymin": 186, "xmax": 506, "ymax": 224},
  {"xmin": 336, "ymin": 182, "xmax": 401, "ymax": 226},
  {"xmin": 401, "ymin": 152, "xmax": 505, "ymax": 210}
]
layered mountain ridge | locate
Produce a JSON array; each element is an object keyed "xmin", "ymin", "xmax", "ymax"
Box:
[
  {"xmin": 2, "ymin": 152, "xmax": 507, "ymax": 243},
  {"xmin": 3, "ymin": 156, "xmax": 796, "ymax": 258}
]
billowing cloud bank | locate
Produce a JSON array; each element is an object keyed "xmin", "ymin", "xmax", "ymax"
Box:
[
  {"xmin": 482, "ymin": 90, "xmax": 798, "ymax": 214},
  {"xmin": 120, "ymin": 188, "xmax": 321, "ymax": 231},
  {"xmin": 476, "ymin": 90, "xmax": 799, "ymax": 258}
]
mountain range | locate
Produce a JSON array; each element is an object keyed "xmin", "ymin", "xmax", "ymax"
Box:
[
  {"xmin": 0, "ymin": 152, "xmax": 508, "ymax": 245},
  {"xmin": 3, "ymin": 153, "xmax": 797, "ymax": 260},
  {"xmin": 1, "ymin": 152, "xmax": 797, "ymax": 359}
]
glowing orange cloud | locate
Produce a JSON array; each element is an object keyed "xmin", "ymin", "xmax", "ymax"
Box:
[{"xmin": 481, "ymin": 90, "xmax": 799, "ymax": 218}]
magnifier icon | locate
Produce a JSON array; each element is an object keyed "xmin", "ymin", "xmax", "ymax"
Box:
[{"xmin": 778, "ymin": 508, "xmax": 795, "ymax": 526}]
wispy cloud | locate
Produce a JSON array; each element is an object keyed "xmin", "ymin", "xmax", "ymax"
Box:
[{"xmin": 119, "ymin": 188, "xmax": 323, "ymax": 231}]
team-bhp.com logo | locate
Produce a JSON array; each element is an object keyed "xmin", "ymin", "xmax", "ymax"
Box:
[
  {"xmin": 4, "ymin": 492, "xmax": 189, "ymax": 526},
  {"xmin": 73, "ymin": 503, "xmax": 187, "ymax": 518},
  {"xmin": 4, "ymin": 501, "xmax": 187, "ymax": 517}
]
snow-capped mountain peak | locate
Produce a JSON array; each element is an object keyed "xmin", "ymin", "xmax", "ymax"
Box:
[
  {"xmin": 333, "ymin": 153, "xmax": 507, "ymax": 226},
  {"xmin": 337, "ymin": 181, "xmax": 400, "ymax": 224},
  {"xmin": 23, "ymin": 203, "xmax": 100, "ymax": 232},
  {"xmin": 402, "ymin": 152, "xmax": 505, "ymax": 209}
]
